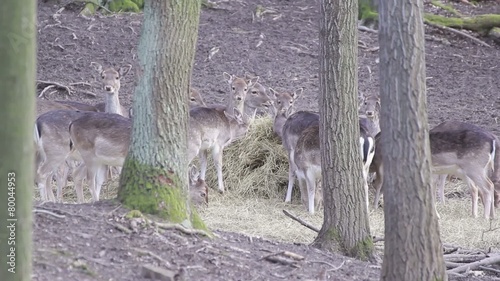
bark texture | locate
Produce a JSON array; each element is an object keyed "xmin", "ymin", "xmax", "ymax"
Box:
[
  {"xmin": 118, "ymin": 0, "xmax": 205, "ymax": 229},
  {"xmin": 0, "ymin": 0, "xmax": 36, "ymax": 279},
  {"xmin": 314, "ymin": 0, "xmax": 373, "ymax": 260},
  {"xmin": 379, "ymin": 0, "xmax": 447, "ymax": 280}
]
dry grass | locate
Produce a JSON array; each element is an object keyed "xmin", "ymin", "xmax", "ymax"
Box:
[{"xmin": 35, "ymin": 117, "xmax": 500, "ymax": 251}]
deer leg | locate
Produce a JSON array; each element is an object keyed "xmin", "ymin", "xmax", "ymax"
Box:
[
  {"xmin": 434, "ymin": 174, "xmax": 447, "ymax": 204},
  {"xmin": 73, "ymin": 162, "xmax": 87, "ymax": 203},
  {"xmin": 212, "ymin": 146, "xmax": 225, "ymax": 193},
  {"xmin": 285, "ymin": 150, "xmax": 296, "ymax": 203},
  {"xmin": 197, "ymin": 150, "xmax": 208, "ymax": 181},
  {"xmin": 373, "ymin": 167, "xmax": 384, "ymax": 209},
  {"xmin": 94, "ymin": 165, "xmax": 107, "ymax": 201},
  {"xmin": 55, "ymin": 163, "xmax": 70, "ymax": 202},
  {"xmin": 305, "ymin": 170, "xmax": 316, "ymax": 215}
]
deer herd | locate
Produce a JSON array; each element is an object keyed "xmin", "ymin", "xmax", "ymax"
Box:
[{"xmin": 35, "ymin": 64, "xmax": 500, "ymax": 220}]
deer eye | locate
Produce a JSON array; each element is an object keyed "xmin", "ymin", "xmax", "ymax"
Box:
[
  {"xmin": 252, "ymin": 90, "xmax": 258, "ymax": 95},
  {"xmin": 244, "ymin": 87, "xmax": 248, "ymax": 92},
  {"xmin": 232, "ymin": 86, "xmax": 236, "ymax": 91},
  {"xmin": 277, "ymin": 101, "xmax": 282, "ymax": 104},
  {"xmin": 190, "ymin": 97, "xmax": 196, "ymax": 101},
  {"xmin": 115, "ymin": 76, "xmax": 119, "ymax": 80}
]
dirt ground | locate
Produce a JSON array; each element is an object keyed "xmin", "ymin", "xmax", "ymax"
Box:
[{"xmin": 33, "ymin": 0, "xmax": 500, "ymax": 280}]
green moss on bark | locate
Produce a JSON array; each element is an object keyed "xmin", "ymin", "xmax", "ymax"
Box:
[
  {"xmin": 108, "ymin": 0, "xmax": 140, "ymax": 13},
  {"xmin": 358, "ymin": 0, "xmax": 378, "ymax": 22},
  {"xmin": 118, "ymin": 157, "xmax": 189, "ymax": 224},
  {"xmin": 349, "ymin": 237, "xmax": 374, "ymax": 261}
]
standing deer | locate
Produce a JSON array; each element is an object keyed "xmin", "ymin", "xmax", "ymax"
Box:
[
  {"xmin": 269, "ymin": 88, "xmax": 302, "ymax": 139},
  {"xmin": 187, "ymin": 73, "xmax": 259, "ymax": 193},
  {"xmin": 281, "ymin": 111, "xmax": 319, "ymax": 203},
  {"xmin": 294, "ymin": 121, "xmax": 375, "ymax": 214},
  {"xmin": 34, "ymin": 63, "xmax": 131, "ymax": 202},
  {"xmin": 370, "ymin": 121, "xmax": 497, "ymax": 219}
]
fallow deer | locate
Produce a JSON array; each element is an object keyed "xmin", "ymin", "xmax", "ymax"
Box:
[
  {"xmin": 34, "ymin": 63, "xmax": 131, "ymax": 202},
  {"xmin": 294, "ymin": 121, "xmax": 375, "ymax": 214},
  {"xmin": 269, "ymin": 88, "xmax": 302, "ymax": 139},
  {"xmin": 370, "ymin": 121, "xmax": 497, "ymax": 219}
]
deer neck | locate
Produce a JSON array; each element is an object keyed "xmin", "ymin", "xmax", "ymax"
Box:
[{"xmin": 105, "ymin": 91, "xmax": 123, "ymax": 116}]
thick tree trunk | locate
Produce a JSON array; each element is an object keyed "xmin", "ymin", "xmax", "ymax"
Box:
[
  {"xmin": 118, "ymin": 0, "xmax": 205, "ymax": 230},
  {"xmin": 379, "ymin": 0, "xmax": 447, "ymax": 280},
  {"xmin": 314, "ymin": 0, "xmax": 373, "ymax": 260},
  {"xmin": 0, "ymin": 0, "xmax": 36, "ymax": 280}
]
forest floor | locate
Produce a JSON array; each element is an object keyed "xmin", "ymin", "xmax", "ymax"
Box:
[{"xmin": 33, "ymin": 0, "xmax": 500, "ymax": 280}]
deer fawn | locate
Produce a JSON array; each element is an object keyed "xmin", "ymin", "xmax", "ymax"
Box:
[
  {"xmin": 269, "ymin": 88, "xmax": 302, "ymax": 139},
  {"xmin": 370, "ymin": 121, "xmax": 497, "ymax": 219}
]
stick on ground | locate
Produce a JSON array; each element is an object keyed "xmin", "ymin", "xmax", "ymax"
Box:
[{"xmin": 282, "ymin": 209, "xmax": 320, "ymax": 233}]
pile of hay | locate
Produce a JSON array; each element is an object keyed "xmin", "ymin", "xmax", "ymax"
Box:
[{"xmin": 198, "ymin": 116, "xmax": 293, "ymax": 200}]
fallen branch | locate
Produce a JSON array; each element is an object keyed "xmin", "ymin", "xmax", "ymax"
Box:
[
  {"xmin": 447, "ymin": 254, "xmax": 500, "ymax": 274},
  {"xmin": 107, "ymin": 222, "xmax": 132, "ymax": 234},
  {"xmin": 309, "ymin": 260, "xmax": 346, "ymax": 272},
  {"xmin": 263, "ymin": 255, "xmax": 300, "ymax": 268},
  {"xmin": 37, "ymin": 80, "xmax": 73, "ymax": 96},
  {"xmin": 425, "ymin": 20, "xmax": 492, "ymax": 48},
  {"xmin": 282, "ymin": 209, "xmax": 320, "ymax": 233},
  {"xmin": 132, "ymin": 247, "xmax": 172, "ymax": 267},
  {"xmin": 479, "ymin": 265, "xmax": 500, "ymax": 275},
  {"xmin": 153, "ymin": 221, "xmax": 211, "ymax": 237},
  {"xmin": 444, "ymin": 254, "xmax": 486, "ymax": 263},
  {"xmin": 33, "ymin": 208, "xmax": 66, "ymax": 219}
]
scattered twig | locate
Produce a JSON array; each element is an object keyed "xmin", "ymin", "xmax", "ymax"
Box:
[
  {"xmin": 309, "ymin": 260, "xmax": 346, "ymax": 272},
  {"xmin": 106, "ymin": 204, "xmax": 123, "ymax": 216},
  {"xmin": 38, "ymin": 84, "xmax": 56, "ymax": 98},
  {"xmin": 263, "ymin": 255, "xmax": 300, "ymax": 268},
  {"xmin": 37, "ymin": 80, "xmax": 73, "ymax": 96},
  {"xmin": 80, "ymin": 90, "xmax": 97, "ymax": 97},
  {"xmin": 447, "ymin": 254, "xmax": 500, "ymax": 274},
  {"xmin": 153, "ymin": 221, "xmax": 210, "ymax": 237},
  {"xmin": 107, "ymin": 222, "xmax": 132, "ymax": 234},
  {"xmin": 358, "ymin": 25, "xmax": 378, "ymax": 34},
  {"xmin": 69, "ymin": 81, "xmax": 91, "ymax": 87},
  {"xmin": 132, "ymin": 247, "xmax": 172, "ymax": 267},
  {"xmin": 479, "ymin": 265, "xmax": 500, "ymax": 275},
  {"xmin": 33, "ymin": 208, "xmax": 66, "ymax": 219},
  {"xmin": 282, "ymin": 209, "xmax": 320, "ymax": 232},
  {"xmin": 425, "ymin": 21, "xmax": 492, "ymax": 48}
]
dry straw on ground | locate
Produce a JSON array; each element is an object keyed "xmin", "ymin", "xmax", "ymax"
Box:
[{"xmin": 35, "ymin": 117, "xmax": 500, "ymax": 251}]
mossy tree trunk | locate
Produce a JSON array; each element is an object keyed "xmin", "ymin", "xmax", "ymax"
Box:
[
  {"xmin": 424, "ymin": 14, "xmax": 500, "ymax": 33},
  {"xmin": 379, "ymin": 0, "xmax": 446, "ymax": 280},
  {"xmin": 118, "ymin": 0, "xmax": 205, "ymax": 230},
  {"xmin": 314, "ymin": 0, "xmax": 373, "ymax": 261},
  {"xmin": 0, "ymin": 0, "xmax": 36, "ymax": 280}
]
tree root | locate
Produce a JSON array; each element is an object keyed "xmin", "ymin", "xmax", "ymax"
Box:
[{"xmin": 425, "ymin": 20, "xmax": 492, "ymax": 48}]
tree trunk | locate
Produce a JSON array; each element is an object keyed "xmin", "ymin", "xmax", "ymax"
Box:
[
  {"xmin": 379, "ymin": 0, "xmax": 447, "ymax": 280},
  {"xmin": 314, "ymin": 0, "xmax": 373, "ymax": 260},
  {"xmin": 0, "ymin": 0, "xmax": 36, "ymax": 280},
  {"xmin": 118, "ymin": 0, "xmax": 205, "ymax": 230}
]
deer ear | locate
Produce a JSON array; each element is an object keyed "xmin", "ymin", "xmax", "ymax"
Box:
[
  {"xmin": 268, "ymin": 88, "xmax": 278, "ymax": 99},
  {"xmin": 91, "ymin": 62, "xmax": 103, "ymax": 74},
  {"xmin": 248, "ymin": 76, "xmax": 259, "ymax": 87},
  {"xmin": 223, "ymin": 72, "xmax": 232, "ymax": 83},
  {"xmin": 119, "ymin": 64, "xmax": 132, "ymax": 77},
  {"xmin": 292, "ymin": 88, "xmax": 303, "ymax": 100}
]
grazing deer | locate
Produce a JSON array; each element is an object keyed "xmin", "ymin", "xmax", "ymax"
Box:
[
  {"xmin": 294, "ymin": 121, "xmax": 375, "ymax": 214},
  {"xmin": 188, "ymin": 107, "xmax": 248, "ymax": 193},
  {"xmin": 188, "ymin": 165, "xmax": 209, "ymax": 206},
  {"xmin": 370, "ymin": 121, "xmax": 497, "ymax": 219},
  {"xmin": 269, "ymin": 88, "xmax": 302, "ymax": 139},
  {"xmin": 281, "ymin": 111, "xmax": 319, "ymax": 203}
]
